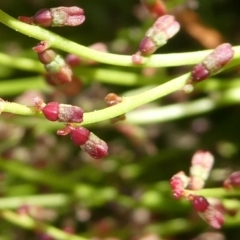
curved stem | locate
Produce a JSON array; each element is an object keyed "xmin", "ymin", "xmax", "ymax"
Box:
[
  {"xmin": 1, "ymin": 9, "xmax": 240, "ymax": 67},
  {"xmin": 82, "ymin": 73, "xmax": 190, "ymax": 125},
  {"xmin": 1, "ymin": 210, "xmax": 87, "ymax": 240},
  {"xmin": 0, "ymin": 73, "xmax": 190, "ymax": 123},
  {"xmin": 126, "ymin": 86, "xmax": 240, "ymax": 124},
  {"xmin": 0, "ymin": 52, "xmax": 43, "ymax": 72},
  {"xmin": 0, "ymin": 76, "xmax": 48, "ymax": 96}
]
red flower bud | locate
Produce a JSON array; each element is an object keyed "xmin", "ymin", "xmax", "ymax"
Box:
[
  {"xmin": 191, "ymin": 195, "xmax": 209, "ymax": 212},
  {"xmin": 223, "ymin": 171, "xmax": 240, "ymax": 189},
  {"xmin": 138, "ymin": 15, "xmax": 180, "ymax": 56},
  {"xmin": 80, "ymin": 132, "xmax": 108, "ymax": 159},
  {"xmin": 191, "ymin": 64, "xmax": 210, "ymax": 82},
  {"xmin": 19, "ymin": 6, "xmax": 85, "ymax": 27},
  {"xmin": 69, "ymin": 126, "xmax": 90, "ymax": 145},
  {"xmin": 190, "ymin": 43, "xmax": 234, "ymax": 83},
  {"xmin": 36, "ymin": 101, "xmax": 84, "ymax": 123}
]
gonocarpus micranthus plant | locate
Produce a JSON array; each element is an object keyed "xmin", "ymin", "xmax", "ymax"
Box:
[{"xmin": 1, "ymin": 1, "xmax": 240, "ymax": 239}]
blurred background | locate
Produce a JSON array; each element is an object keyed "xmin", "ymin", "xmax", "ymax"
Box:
[{"xmin": 1, "ymin": 0, "xmax": 240, "ymax": 239}]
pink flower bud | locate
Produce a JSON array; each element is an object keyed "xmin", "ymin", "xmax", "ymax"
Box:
[
  {"xmin": 35, "ymin": 48, "xmax": 73, "ymax": 84},
  {"xmin": 198, "ymin": 205, "xmax": 225, "ymax": 229},
  {"xmin": 223, "ymin": 171, "xmax": 240, "ymax": 189},
  {"xmin": 203, "ymin": 43, "xmax": 234, "ymax": 73},
  {"xmin": 69, "ymin": 126, "xmax": 90, "ymax": 146},
  {"xmin": 190, "ymin": 43, "xmax": 234, "ymax": 83},
  {"xmin": 188, "ymin": 151, "xmax": 214, "ymax": 190},
  {"xmin": 40, "ymin": 102, "xmax": 83, "ymax": 123},
  {"xmin": 80, "ymin": 132, "xmax": 108, "ymax": 159},
  {"xmin": 170, "ymin": 171, "xmax": 190, "ymax": 199},
  {"xmin": 19, "ymin": 6, "xmax": 85, "ymax": 27},
  {"xmin": 138, "ymin": 15, "xmax": 180, "ymax": 56}
]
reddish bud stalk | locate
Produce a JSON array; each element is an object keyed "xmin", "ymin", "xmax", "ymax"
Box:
[
  {"xmin": 19, "ymin": 6, "xmax": 85, "ymax": 27},
  {"xmin": 104, "ymin": 93, "xmax": 126, "ymax": 123},
  {"xmin": 190, "ymin": 43, "xmax": 234, "ymax": 83},
  {"xmin": 141, "ymin": 0, "xmax": 167, "ymax": 18}
]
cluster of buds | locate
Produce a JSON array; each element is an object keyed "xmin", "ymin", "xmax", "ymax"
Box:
[
  {"xmin": 18, "ymin": 6, "xmax": 85, "ymax": 27},
  {"xmin": 104, "ymin": 93, "xmax": 126, "ymax": 123},
  {"xmin": 170, "ymin": 150, "xmax": 225, "ymax": 229},
  {"xmin": 34, "ymin": 97, "xmax": 83, "ymax": 123},
  {"xmin": 57, "ymin": 125, "xmax": 108, "ymax": 159},
  {"xmin": 33, "ymin": 41, "xmax": 73, "ymax": 85},
  {"xmin": 141, "ymin": 0, "xmax": 167, "ymax": 19},
  {"xmin": 132, "ymin": 15, "xmax": 180, "ymax": 63},
  {"xmin": 189, "ymin": 195, "xmax": 225, "ymax": 229},
  {"xmin": 190, "ymin": 43, "xmax": 234, "ymax": 83}
]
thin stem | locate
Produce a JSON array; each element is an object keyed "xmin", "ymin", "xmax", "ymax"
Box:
[
  {"xmin": 0, "ymin": 73, "xmax": 189, "ymax": 122},
  {"xmin": 82, "ymin": 73, "xmax": 190, "ymax": 125},
  {"xmin": 0, "ymin": 52, "xmax": 43, "ymax": 72},
  {"xmin": 0, "ymin": 76, "xmax": 48, "ymax": 96},
  {"xmin": 126, "ymin": 87, "xmax": 240, "ymax": 124},
  {"xmin": 1, "ymin": 9, "xmax": 240, "ymax": 67},
  {"xmin": 0, "ymin": 194, "xmax": 70, "ymax": 209},
  {"xmin": 1, "ymin": 210, "xmax": 88, "ymax": 240}
]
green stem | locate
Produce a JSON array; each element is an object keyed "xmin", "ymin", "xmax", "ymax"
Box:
[
  {"xmin": 82, "ymin": 73, "xmax": 190, "ymax": 125},
  {"xmin": 0, "ymin": 194, "xmax": 70, "ymax": 209},
  {"xmin": 1, "ymin": 210, "xmax": 88, "ymax": 240},
  {"xmin": 0, "ymin": 52, "xmax": 43, "ymax": 72},
  {"xmin": 0, "ymin": 76, "xmax": 49, "ymax": 96},
  {"xmin": 1, "ymin": 9, "xmax": 240, "ymax": 67},
  {"xmin": 0, "ymin": 73, "xmax": 189, "ymax": 123},
  {"xmin": 126, "ymin": 86, "xmax": 240, "ymax": 124},
  {"xmin": 196, "ymin": 188, "xmax": 240, "ymax": 198}
]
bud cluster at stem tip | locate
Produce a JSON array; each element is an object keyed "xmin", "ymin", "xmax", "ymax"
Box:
[
  {"xmin": 18, "ymin": 6, "xmax": 85, "ymax": 27},
  {"xmin": 170, "ymin": 150, "xmax": 225, "ymax": 229}
]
